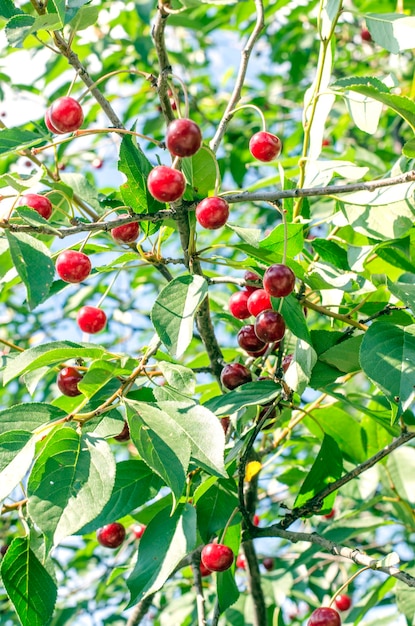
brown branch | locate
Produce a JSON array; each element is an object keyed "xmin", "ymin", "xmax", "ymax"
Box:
[
  {"xmin": 278, "ymin": 430, "xmax": 415, "ymax": 529},
  {"xmin": 126, "ymin": 594, "xmax": 155, "ymax": 626},
  {"xmin": 242, "ymin": 541, "xmax": 268, "ymax": 626},
  {"xmin": 210, "ymin": 0, "xmax": 265, "ymax": 153},
  {"xmin": 152, "ymin": 3, "xmax": 175, "ymax": 125},
  {"xmin": 301, "ymin": 298, "xmax": 368, "ymax": 331},
  {"xmin": 191, "ymin": 553, "xmax": 207, "ymax": 626}
]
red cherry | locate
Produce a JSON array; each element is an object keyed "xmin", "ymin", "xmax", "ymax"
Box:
[
  {"xmin": 77, "ymin": 306, "xmax": 107, "ymax": 334},
  {"xmin": 246, "ymin": 344, "xmax": 269, "ymax": 357},
  {"xmin": 45, "ymin": 108, "xmax": 61, "ymax": 134},
  {"xmin": 244, "ymin": 269, "xmax": 262, "ymax": 284},
  {"xmin": 166, "ymin": 118, "xmax": 202, "ymax": 157},
  {"xmin": 17, "ymin": 193, "xmax": 53, "ymax": 220},
  {"xmin": 220, "ymin": 417, "xmax": 230, "ymax": 434},
  {"xmin": 334, "ymin": 595, "xmax": 351, "ymax": 612},
  {"xmin": 282, "ymin": 353, "xmax": 293, "ymax": 372},
  {"xmin": 132, "ymin": 523, "xmax": 146, "ymax": 539},
  {"xmin": 92, "ymin": 157, "xmax": 104, "ymax": 169},
  {"xmin": 249, "ymin": 131, "xmax": 282, "ymax": 162},
  {"xmin": 0, "ymin": 544, "xmax": 9, "ymax": 556},
  {"xmin": 254, "ymin": 310, "xmax": 286, "ymax": 343},
  {"xmin": 220, "ymin": 363, "xmax": 252, "ymax": 390},
  {"xmin": 200, "ymin": 560, "xmax": 212, "ymax": 577},
  {"xmin": 114, "ymin": 421, "xmax": 130, "ymax": 441},
  {"xmin": 237, "ymin": 324, "xmax": 267, "ymax": 354},
  {"xmin": 147, "ymin": 166, "xmax": 186, "ymax": 203},
  {"xmin": 229, "ymin": 290, "xmax": 251, "ymax": 320},
  {"xmin": 322, "ymin": 138, "xmax": 331, "ymax": 147},
  {"xmin": 236, "ymin": 554, "xmax": 246, "ymax": 569},
  {"xmin": 323, "ymin": 508, "xmax": 336, "ymax": 519},
  {"xmin": 96, "ymin": 522, "xmax": 126, "ymax": 549},
  {"xmin": 111, "ymin": 216, "xmax": 140, "ymax": 243},
  {"xmin": 247, "ymin": 289, "xmax": 272, "ymax": 317},
  {"xmin": 263, "ymin": 264, "xmax": 295, "ymax": 298},
  {"xmin": 201, "ymin": 543, "xmax": 234, "ymax": 572},
  {"xmin": 195, "ymin": 197, "xmax": 229, "ymax": 230},
  {"xmin": 253, "ymin": 514, "xmax": 260, "ymax": 526},
  {"xmin": 55, "ymin": 250, "xmax": 92, "ymax": 283},
  {"xmin": 262, "ymin": 557, "xmax": 274, "ymax": 571},
  {"xmin": 308, "ymin": 607, "xmax": 341, "ymax": 626},
  {"xmin": 57, "ymin": 366, "xmax": 83, "ymax": 397},
  {"xmin": 361, "ymin": 28, "xmax": 372, "ymax": 42},
  {"xmin": 46, "ymin": 97, "xmax": 84, "ymax": 133}
]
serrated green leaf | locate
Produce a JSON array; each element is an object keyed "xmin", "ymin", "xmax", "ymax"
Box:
[
  {"xmin": 158, "ymin": 361, "xmax": 196, "ymax": 394},
  {"xmin": 305, "ymin": 404, "xmax": 366, "ymax": 463},
  {"xmin": 402, "ymin": 137, "xmax": 415, "ymax": 158},
  {"xmin": 181, "ymin": 147, "xmax": 216, "ymax": 196},
  {"xmin": 0, "ymin": 402, "xmax": 66, "ymax": 435},
  {"xmin": 0, "ymin": 537, "xmax": 57, "ymax": 626},
  {"xmin": 294, "ymin": 434, "xmax": 343, "ymax": 511},
  {"xmin": 14, "ymin": 207, "xmax": 62, "ymax": 235},
  {"xmin": 284, "ymin": 339, "xmax": 317, "ymax": 394},
  {"xmin": 5, "ymin": 231, "xmax": 54, "ymax": 310},
  {"xmin": 3, "ymin": 341, "xmax": 106, "ymax": 385},
  {"xmin": 0, "ymin": 127, "xmax": 45, "ymax": 156},
  {"xmin": 0, "ymin": 430, "xmax": 35, "ymax": 500},
  {"xmin": 388, "ymin": 279, "xmax": 415, "ymax": 312},
  {"xmin": 194, "ymin": 477, "xmax": 239, "ymax": 542},
  {"xmin": 67, "ymin": 5, "xmax": 99, "ymax": 30},
  {"xmin": 0, "ymin": 0, "xmax": 23, "ymax": 18},
  {"xmin": 77, "ymin": 360, "xmax": 118, "ymax": 399},
  {"xmin": 279, "ymin": 294, "xmax": 312, "ymax": 343},
  {"xmin": 360, "ymin": 321, "xmax": 415, "ymax": 419},
  {"xmin": 205, "ymin": 380, "xmax": 280, "ymax": 416},
  {"xmin": 151, "ymin": 274, "xmax": 208, "ymax": 358},
  {"xmin": 319, "ymin": 334, "xmax": 363, "ymax": 373},
  {"xmin": 259, "ymin": 223, "xmax": 304, "ymax": 258},
  {"xmin": 127, "ymin": 503, "xmax": 196, "ymax": 605},
  {"xmin": 5, "ymin": 13, "xmax": 62, "ymax": 47},
  {"xmin": 27, "ymin": 428, "xmax": 116, "ymax": 551},
  {"xmin": 365, "ymin": 13, "xmax": 415, "ymax": 54},
  {"xmin": 78, "ymin": 459, "xmax": 163, "ymax": 534}
]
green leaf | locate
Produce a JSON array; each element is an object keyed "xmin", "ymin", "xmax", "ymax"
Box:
[
  {"xmin": 0, "ymin": 430, "xmax": 35, "ymax": 500},
  {"xmin": 78, "ymin": 459, "xmax": 163, "ymax": 534},
  {"xmin": 294, "ymin": 434, "xmax": 343, "ymax": 511},
  {"xmin": 396, "ymin": 565, "xmax": 415, "ymax": 621},
  {"xmin": 0, "ymin": 536, "xmax": 57, "ymax": 626},
  {"xmin": 0, "ymin": 402, "xmax": 66, "ymax": 435},
  {"xmin": 319, "ymin": 334, "xmax": 363, "ymax": 373},
  {"xmin": 127, "ymin": 503, "xmax": 196, "ymax": 605},
  {"xmin": 194, "ymin": 477, "xmax": 239, "ymax": 542},
  {"xmin": 182, "ymin": 147, "xmax": 216, "ymax": 196},
  {"xmin": 310, "ymin": 239, "xmax": 349, "ymax": 270},
  {"xmin": 158, "ymin": 361, "xmax": 196, "ymax": 395},
  {"xmin": 365, "ymin": 13, "xmax": 415, "ymax": 53},
  {"xmin": 279, "ymin": 294, "xmax": 312, "ymax": 343},
  {"xmin": 0, "ymin": 0, "xmax": 23, "ymax": 18},
  {"xmin": 77, "ymin": 360, "xmax": 118, "ymax": 399},
  {"xmin": 360, "ymin": 321, "xmax": 415, "ymax": 418},
  {"xmin": 402, "ymin": 137, "xmax": 415, "ymax": 159},
  {"xmin": 27, "ymin": 428, "xmax": 116, "ymax": 551},
  {"xmin": 388, "ymin": 279, "xmax": 415, "ymax": 312},
  {"xmin": 67, "ymin": 5, "xmax": 99, "ymax": 29},
  {"xmin": 285, "ymin": 339, "xmax": 317, "ymax": 394},
  {"xmin": 15, "ymin": 207, "xmax": 62, "ymax": 236},
  {"xmin": 0, "ymin": 127, "xmax": 45, "ymax": 156},
  {"xmin": 3, "ymin": 341, "xmax": 106, "ymax": 385},
  {"xmin": 305, "ymin": 404, "xmax": 366, "ymax": 463},
  {"xmin": 5, "ymin": 231, "xmax": 55, "ymax": 310},
  {"xmin": 205, "ymin": 380, "xmax": 281, "ymax": 416},
  {"xmin": 50, "ymin": 0, "xmax": 65, "ymax": 25},
  {"xmin": 259, "ymin": 223, "xmax": 304, "ymax": 258},
  {"xmin": 151, "ymin": 274, "xmax": 208, "ymax": 358},
  {"xmin": 5, "ymin": 13, "xmax": 62, "ymax": 47}
]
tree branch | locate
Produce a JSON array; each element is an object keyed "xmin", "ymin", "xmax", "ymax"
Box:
[
  {"xmin": 191, "ymin": 553, "xmax": 207, "ymax": 626},
  {"xmin": 210, "ymin": 0, "xmax": 265, "ymax": 153},
  {"xmin": 126, "ymin": 594, "xmax": 155, "ymax": 626}
]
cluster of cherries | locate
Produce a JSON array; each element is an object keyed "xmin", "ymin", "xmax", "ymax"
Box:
[{"xmin": 220, "ymin": 263, "xmax": 295, "ymax": 390}]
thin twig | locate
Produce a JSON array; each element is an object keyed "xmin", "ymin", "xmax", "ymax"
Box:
[{"xmin": 191, "ymin": 553, "xmax": 207, "ymax": 626}]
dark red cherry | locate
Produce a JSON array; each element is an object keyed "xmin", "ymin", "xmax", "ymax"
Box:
[
  {"xmin": 111, "ymin": 217, "xmax": 139, "ymax": 243},
  {"xmin": 254, "ymin": 310, "xmax": 286, "ymax": 343},
  {"xmin": 220, "ymin": 363, "xmax": 252, "ymax": 390},
  {"xmin": 57, "ymin": 366, "xmax": 83, "ymax": 397},
  {"xmin": 263, "ymin": 264, "xmax": 295, "ymax": 298},
  {"xmin": 96, "ymin": 522, "xmax": 126, "ymax": 548},
  {"xmin": 237, "ymin": 324, "xmax": 267, "ymax": 353},
  {"xmin": 166, "ymin": 118, "xmax": 202, "ymax": 157},
  {"xmin": 307, "ymin": 607, "xmax": 341, "ymax": 626}
]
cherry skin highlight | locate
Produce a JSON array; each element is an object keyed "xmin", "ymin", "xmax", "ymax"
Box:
[
  {"xmin": 77, "ymin": 306, "xmax": 107, "ymax": 334},
  {"xmin": 57, "ymin": 366, "xmax": 83, "ymax": 397},
  {"xmin": 249, "ymin": 131, "xmax": 282, "ymax": 162},
  {"xmin": 147, "ymin": 166, "xmax": 186, "ymax": 203},
  {"xmin": 220, "ymin": 363, "xmax": 252, "ymax": 390},
  {"xmin": 46, "ymin": 97, "xmax": 84, "ymax": 133},
  {"xmin": 254, "ymin": 310, "xmax": 286, "ymax": 343},
  {"xmin": 308, "ymin": 607, "xmax": 341, "ymax": 626},
  {"xmin": 229, "ymin": 290, "xmax": 251, "ymax": 320},
  {"xmin": 55, "ymin": 250, "xmax": 92, "ymax": 283},
  {"xmin": 111, "ymin": 217, "xmax": 140, "ymax": 243},
  {"xmin": 166, "ymin": 118, "xmax": 202, "ymax": 157},
  {"xmin": 201, "ymin": 543, "xmax": 234, "ymax": 572},
  {"xmin": 236, "ymin": 554, "xmax": 246, "ymax": 569},
  {"xmin": 247, "ymin": 288, "xmax": 272, "ymax": 317},
  {"xmin": 263, "ymin": 263, "xmax": 295, "ymax": 298},
  {"xmin": 96, "ymin": 523, "xmax": 126, "ymax": 549},
  {"xmin": 18, "ymin": 193, "xmax": 53, "ymax": 220},
  {"xmin": 132, "ymin": 523, "xmax": 146, "ymax": 539},
  {"xmin": 195, "ymin": 197, "xmax": 229, "ymax": 230},
  {"xmin": 334, "ymin": 595, "xmax": 351, "ymax": 612}
]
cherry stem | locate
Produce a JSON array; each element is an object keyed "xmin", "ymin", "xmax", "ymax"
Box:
[
  {"xmin": 32, "ymin": 128, "xmax": 163, "ymax": 155},
  {"xmin": 167, "ymin": 73, "xmax": 189, "ymax": 119},
  {"xmin": 228, "ymin": 104, "xmax": 267, "ymax": 132},
  {"xmin": 328, "ymin": 565, "xmax": 370, "ymax": 607},
  {"xmin": 78, "ymin": 69, "xmax": 154, "ymax": 104},
  {"xmin": 96, "ymin": 266, "xmax": 124, "ymax": 308},
  {"xmin": 219, "ymin": 507, "xmax": 239, "ymax": 545}
]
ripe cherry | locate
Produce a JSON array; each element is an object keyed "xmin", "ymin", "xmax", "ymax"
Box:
[
  {"xmin": 229, "ymin": 290, "xmax": 251, "ymax": 320},
  {"xmin": 323, "ymin": 508, "xmax": 336, "ymax": 520},
  {"xmin": 147, "ymin": 166, "xmax": 186, "ymax": 203},
  {"xmin": 237, "ymin": 324, "xmax": 267, "ymax": 354},
  {"xmin": 132, "ymin": 523, "xmax": 146, "ymax": 539},
  {"xmin": 111, "ymin": 217, "xmax": 140, "ymax": 243},
  {"xmin": 57, "ymin": 366, "xmax": 83, "ymax": 397},
  {"xmin": 361, "ymin": 27, "xmax": 372, "ymax": 42},
  {"xmin": 236, "ymin": 554, "xmax": 246, "ymax": 569},
  {"xmin": 195, "ymin": 197, "xmax": 229, "ymax": 230},
  {"xmin": 114, "ymin": 421, "xmax": 130, "ymax": 441},
  {"xmin": 253, "ymin": 514, "xmax": 260, "ymax": 526},
  {"xmin": 246, "ymin": 344, "xmax": 268, "ymax": 358},
  {"xmin": 244, "ymin": 269, "xmax": 261, "ymax": 284},
  {"xmin": 166, "ymin": 118, "xmax": 202, "ymax": 157},
  {"xmin": 254, "ymin": 310, "xmax": 286, "ymax": 343},
  {"xmin": 220, "ymin": 417, "xmax": 230, "ymax": 434},
  {"xmin": 247, "ymin": 289, "xmax": 272, "ymax": 317},
  {"xmin": 249, "ymin": 131, "xmax": 282, "ymax": 162},
  {"xmin": 200, "ymin": 560, "xmax": 212, "ymax": 577},
  {"xmin": 282, "ymin": 353, "xmax": 293, "ymax": 372},
  {"xmin": 263, "ymin": 263, "xmax": 295, "ymax": 298},
  {"xmin": 220, "ymin": 363, "xmax": 252, "ymax": 390},
  {"xmin": 77, "ymin": 306, "xmax": 107, "ymax": 334},
  {"xmin": 55, "ymin": 250, "xmax": 92, "ymax": 283},
  {"xmin": 308, "ymin": 607, "xmax": 341, "ymax": 626},
  {"xmin": 201, "ymin": 543, "xmax": 234, "ymax": 572},
  {"xmin": 334, "ymin": 595, "xmax": 351, "ymax": 612},
  {"xmin": 45, "ymin": 97, "xmax": 84, "ymax": 134},
  {"xmin": 262, "ymin": 557, "xmax": 274, "ymax": 571},
  {"xmin": 18, "ymin": 193, "xmax": 53, "ymax": 220},
  {"xmin": 96, "ymin": 522, "xmax": 126, "ymax": 548}
]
